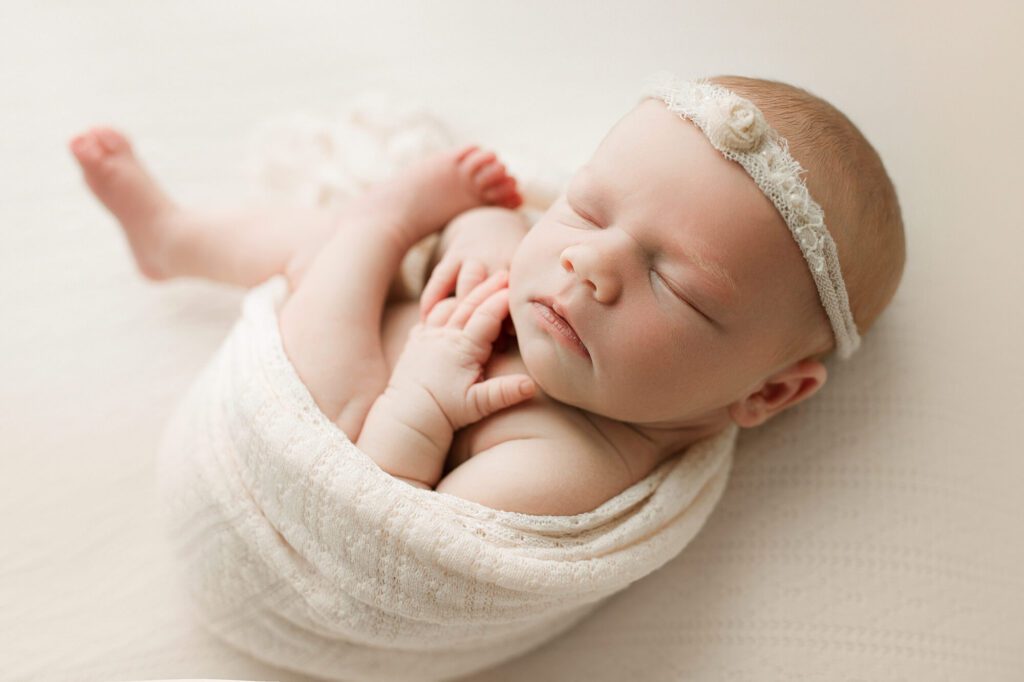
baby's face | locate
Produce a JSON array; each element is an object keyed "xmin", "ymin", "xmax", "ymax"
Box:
[{"xmin": 508, "ymin": 99, "xmax": 820, "ymax": 428}]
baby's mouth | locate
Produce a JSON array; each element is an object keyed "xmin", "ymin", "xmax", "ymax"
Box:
[{"xmin": 530, "ymin": 299, "xmax": 590, "ymax": 359}]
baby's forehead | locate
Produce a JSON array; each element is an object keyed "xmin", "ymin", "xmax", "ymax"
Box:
[
  {"xmin": 578, "ymin": 114, "xmax": 809, "ymax": 307},
  {"xmin": 579, "ymin": 129, "xmax": 778, "ymax": 241}
]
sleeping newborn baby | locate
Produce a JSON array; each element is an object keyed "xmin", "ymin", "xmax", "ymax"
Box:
[{"xmin": 70, "ymin": 73, "xmax": 905, "ymax": 516}]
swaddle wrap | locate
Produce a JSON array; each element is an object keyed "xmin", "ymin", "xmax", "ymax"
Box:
[
  {"xmin": 155, "ymin": 276, "xmax": 737, "ymax": 681},
  {"xmin": 155, "ymin": 95, "xmax": 739, "ymax": 681}
]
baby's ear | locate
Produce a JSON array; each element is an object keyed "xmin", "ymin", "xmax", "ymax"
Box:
[{"xmin": 727, "ymin": 358, "xmax": 827, "ymax": 428}]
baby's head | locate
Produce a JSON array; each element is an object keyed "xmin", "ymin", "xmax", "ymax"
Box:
[{"xmin": 508, "ymin": 73, "xmax": 905, "ymax": 441}]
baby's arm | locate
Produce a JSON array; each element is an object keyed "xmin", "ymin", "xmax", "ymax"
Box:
[
  {"xmin": 363, "ymin": 208, "xmax": 633, "ymax": 513},
  {"xmin": 356, "ymin": 207, "xmax": 530, "ymax": 488},
  {"xmin": 356, "ymin": 270, "xmax": 535, "ymax": 488}
]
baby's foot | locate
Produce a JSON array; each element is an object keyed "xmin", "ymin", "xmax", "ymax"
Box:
[
  {"xmin": 69, "ymin": 127, "xmax": 177, "ymax": 280},
  {"xmin": 366, "ymin": 144, "xmax": 524, "ymax": 246}
]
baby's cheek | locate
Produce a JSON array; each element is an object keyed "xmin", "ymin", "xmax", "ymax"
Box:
[{"xmin": 507, "ymin": 252, "xmax": 527, "ymax": 290}]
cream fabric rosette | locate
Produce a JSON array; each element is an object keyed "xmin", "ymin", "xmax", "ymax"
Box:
[{"xmin": 705, "ymin": 93, "xmax": 769, "ymax": 152}]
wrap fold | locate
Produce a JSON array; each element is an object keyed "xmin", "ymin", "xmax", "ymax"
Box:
[{"xmin": 156, "ymin": 275, "xmax": 737, "ymax": 681}]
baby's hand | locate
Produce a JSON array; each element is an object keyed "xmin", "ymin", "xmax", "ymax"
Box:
[
  {"xmin": 388, "ymin": 264, "xmax": 535, "ymax": 431},
  {"xmin": 421, "ymin": 226, "xmax": 519, "ymax": 312}
]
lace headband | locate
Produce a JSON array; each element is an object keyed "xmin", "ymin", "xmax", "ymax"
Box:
[{"xmin": 640, "ymin": 71, "xmax": 861, "ymax": 360}]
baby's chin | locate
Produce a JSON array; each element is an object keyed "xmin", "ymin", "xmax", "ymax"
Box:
[{"xmin": 512, "ymin": 315, "xmax": 588, "ymax": 407}]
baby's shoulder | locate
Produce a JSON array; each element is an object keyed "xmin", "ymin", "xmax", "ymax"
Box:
[
  {"xmin": 437, "ymin": 423, "xmax": 633, "ymax": 515},
  {"xmin": 438, "ymin": 353, "xmax": 634, "ymax": 515},
  {"xmin": 449, "ymin": 344, "xmax": 603, "ymax": 459}
]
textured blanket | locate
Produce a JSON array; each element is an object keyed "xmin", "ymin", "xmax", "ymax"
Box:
[{"xmin": 155, "ymin": 96, "xmax": 738, "ymax": 681}]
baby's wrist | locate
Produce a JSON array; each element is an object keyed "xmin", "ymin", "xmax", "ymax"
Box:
[
  {"xmin": 355, "ymin": 383, "xmax": 453, "ymax": 487},
  {"xmin": 389, "ymin": 382, "xmax": 455, "ymax": 447}
]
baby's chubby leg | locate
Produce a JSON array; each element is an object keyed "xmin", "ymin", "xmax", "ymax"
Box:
[
  {"xmin": 69, "ymin": 124, "xmax": 524, "ymax": 438},
  {"xmin": 70, "ymin": 126, "xmax": 359, "ymax": 288},
  {"xmin": 278, "ymin": 146, "xmax": 522, "ymax": 439}
]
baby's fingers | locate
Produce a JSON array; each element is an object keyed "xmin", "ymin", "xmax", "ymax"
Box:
[
  {"xmin": 462, "ymin": 287, "xmax": 511, "ymax": 346},
  {"xmin": 421, "ymin": 258, "xmax": 488, "ymax": 321},
  {"xmin": 467, "ymin": 374, "xmax": 536, "ymax": 420},
  {"xmin": 420, "ymin": 256, "xmax": 462, "ymax": 321},
  {"xmin": 425, "ymin": 296, "xmax": 460, "ymax": 327},
  {"xmin": 446, "ymin": 270, "xmax": 508, "ymax": 329},
  {"xmin": 456, "ymin": 259, "xmax": 489, "ymax": 300}
]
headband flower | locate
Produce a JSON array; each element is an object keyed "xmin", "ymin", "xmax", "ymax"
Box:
[{"xmin": 705, "ymin": 94, "xmax": 768, "ymax": 152}]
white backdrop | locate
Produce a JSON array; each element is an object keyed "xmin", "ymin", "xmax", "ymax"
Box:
[{"xmin": 2, "ymin": 1, "xmax": 1022, "ymax": 680}]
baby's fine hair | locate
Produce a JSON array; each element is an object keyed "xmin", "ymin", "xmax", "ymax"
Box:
[{"xmin": 708, "ymin": 75, "xmax": 906, "ymax": 365}]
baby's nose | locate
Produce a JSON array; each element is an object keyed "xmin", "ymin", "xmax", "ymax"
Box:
[
  {"xmin": 560, "ymin": 249, "xmax": 620, "ymax": 303},
  {"xmin": 560, "ymin": 252, "xmax": 592, "ymax": 289}
]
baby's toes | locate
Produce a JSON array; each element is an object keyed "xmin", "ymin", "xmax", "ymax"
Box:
[
  {"xmin": 69, "ymin": 127, "xmax": 133, "ymax": 170},
  {"xmin": 482, "ymin": 176, "xmax": 522, "ymax": 208},
  {"xmin": 69, "ymin": 132, "xmax": 106, "ymax": 166},
  {"xmin": 459, "ymin": 148, "xmax": 497, "ymax": 184},
  {"xmin": 454, "ymin": 144, "xmax": 480, "ymax": 163},
  {"xmin": 474, "ymin": 160, "xmax": 508, "ymax": 190},
  {"xmin": 91, "ymin": 127, "xmax": 133, "ymax": 155}
]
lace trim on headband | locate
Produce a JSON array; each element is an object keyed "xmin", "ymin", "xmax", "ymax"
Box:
[{"xmin": 640, "ymin": 71, "xmax": 861, "ymax": 360}]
